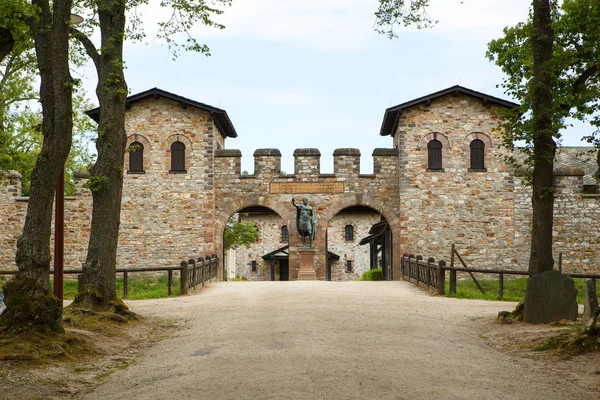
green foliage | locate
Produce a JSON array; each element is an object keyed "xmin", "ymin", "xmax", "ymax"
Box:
[
  {"xmin": 83, "ymin": 174, "xmax": 109, "ymax": 192},
  {"xmin": 374, "ymin": 0, "xmax": 438, "ymax": 38},
  {"xmin": 0, "ymin": 20, "xmax": 96, "ymax": 196},
  {"xmin": 358, "ymin": 267, "xmax": 382, "ymax": 281},
  {"xmin": 223, "ymin": 215, "xmax": 259, "ymax": 250},
  {"xmin": 71, "ymin": 0, "xmax": 232, "ymax": 60},
  {"xmin": 445, "ymin": 276, "xmax": 598, "ymax": 304},
  {"xmin": 487, "ymin": 0, "xmax": 600, "ymax": 176}
]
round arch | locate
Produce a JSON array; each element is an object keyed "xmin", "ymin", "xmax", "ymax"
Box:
[
  {"xmin": 319, "ymin": 193, "xmax": 401, "ymax": 281},
  {"xmin": 125, "ymin": 134, "xmax": 151, "ymax": 172},
  {"xmin": 163, "ymin": 134, "xmax": 194, "ymax": 172},
  {"xmin": 419, "ymin": 132, "xmax": 450, "ymax": 149},
  {"xmin": 461, "ymin": 132, "xmax": 493, "ymax": 170},
  {"xmin": 215, "ymin": 196, "xmax": 296, "ymax": 279}
]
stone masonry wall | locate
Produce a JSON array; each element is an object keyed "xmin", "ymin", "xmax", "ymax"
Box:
[
  {"xmin": 232, "ymin": 214, "xmax": 286, "ymax": 280},
  {"xmin": 0, "ymin": 173, "xmax": 92, "ymax": 270},
  {"xmin": 0, "ymin": 96, "xmax": 223, "ymax": 271},
  {"xmin": 395, "ymin": 94, "xmax": 517, "ymax": 269},
  {"xmin": 514, "ymin": 170, "xmax": 600, "ymax": 274},
  {"xmin": 326, "ymin": 212, "xmax": 382, "ymax": 281}
]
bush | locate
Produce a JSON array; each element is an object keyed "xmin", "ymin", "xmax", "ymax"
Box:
[{"xmin": 359, "ymin": 267, "xmax": 382, "ymax": 281}]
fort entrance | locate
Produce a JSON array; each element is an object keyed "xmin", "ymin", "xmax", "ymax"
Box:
[{"xmin": 214, "ymin": 148, "xmax": 401, "ymax": 281}]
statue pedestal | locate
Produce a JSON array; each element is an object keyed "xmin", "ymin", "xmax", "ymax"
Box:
[{"xmin": 297, "ymin": 248, "xmax": 318, "ymax": 280}]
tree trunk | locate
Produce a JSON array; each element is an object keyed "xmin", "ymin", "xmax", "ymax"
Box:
[
  {"xmin": 0, "ymin": 0, "xmax": 73, "ymax": 333},
  {"xmin": 528, "ymin": 0, "xmax": 556, "ymax": 277},
  {"xmin": 73, "ymin": 0, "xmax": 128, "ymax": 310},
  {"xmin": 0, "ymin": 28, "xmax": 15, "ymax": 64}
]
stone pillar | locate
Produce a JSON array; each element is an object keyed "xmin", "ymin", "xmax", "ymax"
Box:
[
  {"xmin": 254, "ymin": 149, "xmax": 281, "ymax": 176},
  {"xmin": 293, "ymin": 148, "xmax": 321, "ymax": 177},
  {"xmin": 297, "ymin": 248, "xmax": 318, "ymax": 280}
]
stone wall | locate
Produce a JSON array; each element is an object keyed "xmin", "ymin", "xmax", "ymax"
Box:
[
  {"xmin": 0, "ymin": 96, "xmax": 225, "ymax": 271},
  {"xmin": 326, "ymin": 212, "xmax": 381, "ymax": 281},
  {"xmin": 395, "ymin": 94, "xmax": 516, "ymax": 269},
  {"xmin": 0, "ymin": 173, "xmax": 92, "ymax": 270},
  {"xmin": 232, "ymin": 214, "xmax": 287, "ymax": 280},
  {"xmin": 514, "ymin": 169, "xmax": 600, "ymax": 274}
]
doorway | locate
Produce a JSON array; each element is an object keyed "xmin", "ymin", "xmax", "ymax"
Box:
[{"xmin": 279, "ymin": 259, "xmax": 289, "ymax": 281}]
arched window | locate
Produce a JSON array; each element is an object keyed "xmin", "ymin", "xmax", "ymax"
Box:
[
  {"xmin": 470, "ymin": 139, "xmax": 485, "ymax": 170},
  {"xmin": 171, "ymin": 141, "xmax": 186, "ymax": 172},
  {"xmin": 129, "ymin": 141, "xmax": 144, "ymax": 172},
  {"xmin": 427, "ymin": 140, "xmax": 443, "ymax": 170},
  {"xmin": 281, "ymin": 226, "xmax": 289, "ymax": 243},
  {"xmin": 344, "ymin": 225, "xmax": 354, "ymax": 241}
]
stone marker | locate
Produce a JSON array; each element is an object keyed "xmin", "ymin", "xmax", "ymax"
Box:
[
  {"xmin": 524, "ymin": 270, "xmax": 578, "ymax": 323},
  {"xmin": 583, "ymin": 279, "xmax": 599, "ymax": 324}
]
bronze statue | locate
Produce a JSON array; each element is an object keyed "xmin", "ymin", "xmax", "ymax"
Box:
[{"xmin": 292, "ymin": 197, "xmax": 317, "ymax": 247}]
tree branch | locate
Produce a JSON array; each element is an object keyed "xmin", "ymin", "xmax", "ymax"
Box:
[
  {"xmin": 0, "ymin": 28, "xmax": 15, "ymax": 64},
  {"xmin": 559, "ymin": 63, "xmax": 600, "ymax": 114},
  {"xmin": 70, "ymin": 27, "xmax": 100, "ymax": 69}
]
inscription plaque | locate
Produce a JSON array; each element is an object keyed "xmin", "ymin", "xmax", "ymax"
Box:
[{"xmin": 270, "ymin": 182, "xmax": 344, "ymax": 194}]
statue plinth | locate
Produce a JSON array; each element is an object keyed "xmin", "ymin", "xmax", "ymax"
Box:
[{"xmin": 297, "ymin": 248, "xmax": 318, "ymax": 280}]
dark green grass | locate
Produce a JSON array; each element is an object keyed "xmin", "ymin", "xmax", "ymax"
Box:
[
  {"xmin": 49, "ymin": 274, "xmax": 182, "ymax": 300},
  {"xmin": 445, "ymin": 277, "xmax": 599, "ymax": 304}
]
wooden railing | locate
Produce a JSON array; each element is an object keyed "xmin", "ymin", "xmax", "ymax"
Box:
[
  {"xmin": 0, "ymin": 254, "xmax": 219, "ymax": 299},
  {"xmin": 402, "ymin": 245, "xmax": 600, "ymax": 299},
  {"xmin": 401, "ymin": 254, "xmax": 446, "ymax": 294}
]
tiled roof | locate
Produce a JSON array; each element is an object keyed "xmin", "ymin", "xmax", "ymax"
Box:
[{"xmin": 514, "ymin": 147, "xmax": 599, "ymax": 186}]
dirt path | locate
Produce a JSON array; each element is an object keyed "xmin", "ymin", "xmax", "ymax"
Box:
[{"xmin": 84, "ymin": 281, "xmax": 600, "ymax": 400}]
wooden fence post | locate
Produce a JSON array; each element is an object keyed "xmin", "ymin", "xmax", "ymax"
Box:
[
  {"xmin": 123, "ymin": 271, "xmax": 128, "ymax": 299},
  {"xmin": 168, "ymin": 270, "xmax": 173, "ymax": 296},
  {"xmin": 197, "ymin": 258, "xmax": 204, "ymax": 287},
  {"xmin": 180, "ymin": 260, "xmax": 189, "ymax": 295},
  {"xmin": 558, "ymin": 252, "xmax": 562, "ymax": 273},
  {"xmin": 450, "ymin": 269, "xmax": 457, "ymax": 295},
  {"xmin": 206, "ymin": 256, "xmax": 212, "ymax": 283},
  {"xmin": 427, "ymin": 257, "xmax": 434, "ymax": 289},
  {"xmin": 189, "ymin": 258, "xmax": 196, "ymax": 290},
  {"xmin": 401, "ymin": 253, "xmax": 407, "ymax": 279},
  {"xmin": 437, "ymin": 260, "xmax": 446, "ymax": 295},
  {"xmin": 408, "ymin": 254, "xmax": 414, "ymax": 282},
  {"xmin": 416, "ymin": 255, "xmax": 423, "ymax": 286},
  {"xmin": 499, "ymin": 273, "xmax": 504, "ymax": 300}
]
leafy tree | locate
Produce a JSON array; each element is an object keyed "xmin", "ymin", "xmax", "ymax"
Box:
[
  {"xmin": 487, "ymin": 0, "xmax": 600, "ymax": 183},
  {"xmin": 224, "ymin": 215, "xmax": 259, "ymax": 251},
  {"xmin": 487, "ymin": 0, "xmax": 600, "ymax": 278},
  {"xmin": 0, "ymin": 0, "xmax": 76, "ymax": 333},
  {"xmin": 374, "ymin": 0, "xmax": 597, "ymax": 321},
  {"xmin": 69, "ymin": 0, "xmax": 231, "ymax": 311}
]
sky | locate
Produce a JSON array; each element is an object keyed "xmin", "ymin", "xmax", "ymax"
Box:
[{"xmin": 77, "ymin": 0, "xmax": 595, "ymax": 174}]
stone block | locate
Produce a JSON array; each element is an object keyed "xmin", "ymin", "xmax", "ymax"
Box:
[{"xmin": 524, "ymin": 270, "xmax": 578, "ymax": 323}]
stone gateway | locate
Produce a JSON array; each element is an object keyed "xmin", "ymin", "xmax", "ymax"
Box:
[{"xmin": 1, "ymin": 86, "xmax": 599, "ymax": 281}]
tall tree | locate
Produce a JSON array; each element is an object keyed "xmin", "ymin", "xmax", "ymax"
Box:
[
  {"xmin": 69, "ymin": 0, "xmax": 230, "ymax": 310},
  {"xmin": 375, "ymin": 0, "xmax": 598, "ymax": 321},
  {"xmin": 0, "ymin": 0, "xmax": 75, "ymax": 333}
]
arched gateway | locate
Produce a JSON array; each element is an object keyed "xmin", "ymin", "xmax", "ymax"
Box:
[{"xmin": 214, "ymin": 148, "xmax": 401, "ymax": 281}]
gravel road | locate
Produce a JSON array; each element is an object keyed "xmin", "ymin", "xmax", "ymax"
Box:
[{"xmin": 84, "ymin": 281, "xmax": 599, "ymax": 400}]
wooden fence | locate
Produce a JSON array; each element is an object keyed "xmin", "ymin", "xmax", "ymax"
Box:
[
  {"xmin": 0, "ymin": 254, "xmax": 219, "ymax": 299},
  {"xmin": 402, "ymin": 245, "xmax": 600, "ymax": 299}
]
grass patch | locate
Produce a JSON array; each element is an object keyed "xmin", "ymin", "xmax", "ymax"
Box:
[
  {"xmin": 358, "ymin": 267, "xmax": 382, "ymax": 281},
  {"xmin": 229, "ymin": 276, "xmax": 247, "ymax": 282},
  {"xmin": 49, "ymin": 274, "xmax": 181, "ymax": 300},
  {"xmin": 532, "ymin": 340, "xmax": 557, "ymax": 352},
  {"xmin": 445, "ymin": 277, "xmax": 599, "ymax": 304}
]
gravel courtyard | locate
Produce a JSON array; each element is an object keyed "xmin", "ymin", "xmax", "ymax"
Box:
[{"xmin": 84, "ymin": 281, "xmax": 599, "ymax": 400}]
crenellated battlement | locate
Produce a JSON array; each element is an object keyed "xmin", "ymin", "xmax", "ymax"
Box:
[{"xmin": 214, "ymin": 148, "xmax": 399, "ymax": 181}]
